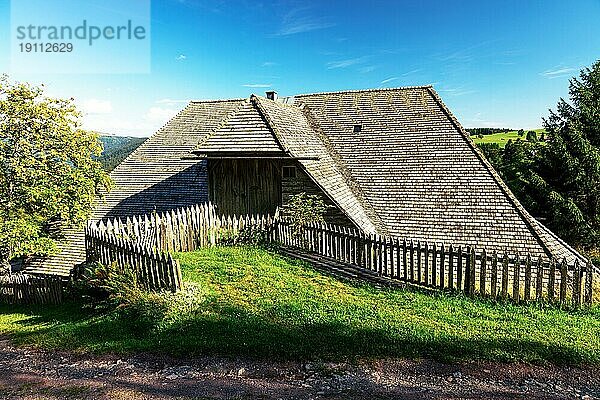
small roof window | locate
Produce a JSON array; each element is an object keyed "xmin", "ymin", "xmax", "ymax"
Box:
[{"xmin": 353, "ymin": 124, "xmax": 362, "ymax": 133}]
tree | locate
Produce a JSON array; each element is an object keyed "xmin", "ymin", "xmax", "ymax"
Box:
[
  {"xmin": 0, "ymin": 76, "xmax": 111, "ymax": 270},
  {"xmin": 517, "ymin": 129, "xmax": 525, "ymax": 137},
  {"xmin": 526, "ymin": 130, "xmax": 538, "ymax": 142},
  {"xmin": 530, "ymin": 61, "xmax": 600, "ymax": 246}
]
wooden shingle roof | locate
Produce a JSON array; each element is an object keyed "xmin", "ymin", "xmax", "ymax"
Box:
[
  {"xmin": 253, "ymin": 95, "xmax": 380, "ymax": 233},
  {"xmin": 291, "ymin": 86, "xmax": 585, "ymax": 263},
  {"xmin": 195, "ymin": 99, "xmax": 284, "ymax": 154}
]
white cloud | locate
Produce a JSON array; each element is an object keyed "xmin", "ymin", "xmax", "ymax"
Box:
[
  {"xmin": 326, "ymin": 57, "xmax": 367, "ymax": 69},
  {"xmin": 261, "ymin": 61, "xmax": 277, "ymax": 67},
  {"xmin": 176, "ymin": 54, "xmax": 187, "ymax": 61},
  {"xmin": 401, "ymin": 68, "xmax": 421, "ymax": 76},
  {"xmin": 540, "ymin": 66, "xmax": 576, "ymax": 79},
  {"xmin": 380, "ymin": 77, "xmax": 398, "ymax": 85},
  {"xmin": 358, "ymin": 65, "xmax": 376, "ymax": 73},
  {"xmin": 274, "ymin": 8, "xmax": 335, "ymax": 36},
  {"xmin": 81, "ymin": 99, "xmax": 113, "ymax": 115},
  {"xmin": 242, "ymin": 83, "xmax": 272, "ymax": 88}
]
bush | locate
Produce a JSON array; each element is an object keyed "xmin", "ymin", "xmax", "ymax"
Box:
[
  {"xmin": 72, "ymin": 261, "xmax": 139, "ymax": 308},
  {"xmin": 72, "ymin": 261, "xmax": 207, "ymax": 333},
  {"xmin": 281, "ymin": 192, "xmax": 329, "ymax": 239}
]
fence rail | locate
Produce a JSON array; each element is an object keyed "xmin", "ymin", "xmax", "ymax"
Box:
[
  {"xmin": 85, "ymin": 203, "xmax": 595, "ymax": 306},
  {"xmin": 0, "ymin": 274, "xmax": 63, "ymax": 305},
  {"xmin": 85, "ymin": 225, "xmax": 183, "ymax": 292}
]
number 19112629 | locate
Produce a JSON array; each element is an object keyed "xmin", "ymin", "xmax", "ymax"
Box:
[{"xmin": 19, "ymin": 43, "xmax": 73, "ymax": 53}]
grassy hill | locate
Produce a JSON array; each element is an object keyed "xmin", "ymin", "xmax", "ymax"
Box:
[
  {"xmin": 97, "ymin": 135, "xmax": 146, "ymax": 171},
  {"xmin": 471, "ymin": 129, "xmax": 545, "ymax": 148},
  {"xmin": 1, "ymin": 246, "xmax": 599, "ymax": 364}
]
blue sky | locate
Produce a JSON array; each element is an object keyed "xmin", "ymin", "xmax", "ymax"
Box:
[{"xmin": 0, "ymin": 0, "xmax": 599, "ymax": 137}]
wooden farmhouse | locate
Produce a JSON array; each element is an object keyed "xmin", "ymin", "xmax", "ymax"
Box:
[{"xmin": 28, "ymin": 86, "xmax": 585, "ymax": 276}]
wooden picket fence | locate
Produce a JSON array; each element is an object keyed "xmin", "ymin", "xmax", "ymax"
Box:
[
  {"xmin": 84, "ymin": 225, "xmax": 183, "ymax": 292},
  {"xmin": 0, "ymin": 274, "xmax": 63, "ymax": 305},
  {"xmin": 276, "ymin": 221, "xmax": 596, "ymax": 306},
  {"xmin": 88, "ymin": 203, "xmax": 277, "ymax": 253},
  {"xmin": 84, "ymin": 203, "xmax": 595, "ymax": 306}
]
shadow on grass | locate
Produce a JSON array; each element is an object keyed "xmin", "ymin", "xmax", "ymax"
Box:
[{"xmin": 1, "ymin": 300, "xmax": 595, "ymax": 366}]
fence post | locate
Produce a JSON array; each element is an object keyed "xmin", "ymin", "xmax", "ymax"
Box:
[
  {"xmin": 573, "ymin": 261, "xmax": 582, "ymax": 307},
  {"xmin": 457, "ymin": 246, "xmax": 463, "ymax": 291},
  {"xmin": 431, "ymin": 242, "xmax": 437, "ymax": 287},
  {"xmin": 490, "ymin": 252, "xmax": 498, "ymax": 298},
  {"xmin": 480, "ymin": 249, "xmax": 487, "ymax": 296},
  {"xmin": 535, "ymin": 257, "xmax": 543, "ymax": 301},
  {"xmin": 513, "ymin": 254, "xmax": 521, "ymax": 303},
  {"xmin": 524, "ymin": 255, "xmax": 532, "ymax": 301},
  {"xmin": 402, "ymin": 239, "xmax": 408, "ymax": 280},
  {"xmin": 560, "ymin": 258, "xmax": 568, "ymax": 304},
  {"xmin": 448, "ymin": 244, "xmax": 454, "ymax": 290},
  {"xmin": 584, "ymin": 262, "xmax": 594, "ymax": 305},
  {"xmin": 548, "ymin": 260, "xmax": 556, "ymax": 301},
  {"xmin": 440, "ymin": 243, "xmax": 446, "ymax": 289},
  {"xmin": 464, "ymin": 246, "xmax": 471, "ymax": 294}
]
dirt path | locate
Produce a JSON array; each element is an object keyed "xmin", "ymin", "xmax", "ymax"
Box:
[{"xmin": 1, "ymin": 339, "xmax": 598, "ymax": 399}]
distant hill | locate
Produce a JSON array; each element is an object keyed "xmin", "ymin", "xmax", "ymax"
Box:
[
  {"xmin": 470, "ymin": 129, "xmax": 546, "ymax": 148},
  {"xmin": 97, "ymin": 135, "xmax": 147, "ymax": 171}
]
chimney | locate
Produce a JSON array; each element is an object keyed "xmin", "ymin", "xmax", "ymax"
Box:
[{"xmin": 265, "ymin": 90, "xmax": 278, "ymax": 101}]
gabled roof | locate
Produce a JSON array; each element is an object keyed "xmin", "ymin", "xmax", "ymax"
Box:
[
  {"xmin": 194, "ymin": 99, "xmax": 284, "ymax": 155},
  {"xmin": 93, "ymin": 99, "xmax": 244, "ymax": 218},
  {"xmin": 290, "ymin": 87, "xmax": 585, "ymax": 263},
  {"xmin": 252, "ymin": 95, "xmax": 380, "ymax": 233}
]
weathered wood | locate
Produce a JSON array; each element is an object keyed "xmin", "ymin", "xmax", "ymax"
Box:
[
  {"xmin": 0, "ymin": 274, "xmax": 63, "ymax": 305},
  {"xmin": 432, "ymin": 243, "xmax": 438, "ymax": 287},
  {"xmin": 584, "ymin": 263, "xmax": 594, "ymax": 305},
  {"xmin": 465, "ymin": 246, "xmax": 472, "ymax": 294},
  {"xmin": 469, "ymin": 247, "xmax": 476, "ymax": 295},
  {"xmin": 490, "ymin": 252, "xmax": 498, "ymax": 298},
  {"xmin": 417, "ymin": 241, "xmax": 422, "ymax": 283},
  {"xmin": 448, "ymin": 245, "xmax": 454, "ymax": 290},
  {"xmin": 440, "ymin": 243, "xmax": 446, "ymax": 289},
  {"xmin": 457, "ymin": 246, "xmax": 463, "ymax": 291},
  {"xmin": 501, "ymin": 254, "xmax": 509, "ymax": 299},
  {"xmin": 409, "ymin": 240, "xmax": 415, "ymax": 282},
  {"xmin": 402, "ymin": 239, "xmax": 408, "ymax": 280},
  {"xmin": 513, "ymin": 255, "xmax": 521, "ymax": 303},
  {"xmin": 573, "ymin": 261, "xmax": 582, "ymax": 307},
  {"xmin": 548, "ymin": 260, "xmax": 556, "ymax": 301},
  {"xmin": 524, "ymin": 255, "xmax": 532, "ymax": 301},
  {"xmin": 424, "ymin": 242, "xmax": 430, "ymax": 286},
  {"xmin": 535, "ymin": 257, "xmax": 544, "ymax": 301},
  {"xmin": 480, "ymin": 249, "xmax": 487, "ymax": 296},
  {"xmin": 560, "ymin": 259, "xmax": 568, "ymax": 304}
]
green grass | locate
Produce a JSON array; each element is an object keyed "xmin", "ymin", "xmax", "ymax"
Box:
[
  {"xmin": 1, "ymin": 246, "xmax": 600, "ymax": 364},
  {"xmin": 472, "ymin": 129, "xmax": 545, "ymax": 148}
]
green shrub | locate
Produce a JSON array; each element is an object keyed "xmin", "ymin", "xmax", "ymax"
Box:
[{"xmin": 281, "ymin": 192, "xmax": 329, "ymax": 238}]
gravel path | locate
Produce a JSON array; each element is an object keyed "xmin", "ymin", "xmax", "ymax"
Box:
[{"xmin": 1, "ymin": 338, "xmax": 598, "ymax": 399}]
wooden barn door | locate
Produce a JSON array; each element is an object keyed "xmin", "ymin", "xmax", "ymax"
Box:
[{"xmin": 208, "ymin": 159, "xmax": 281, "ymax": 215}]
